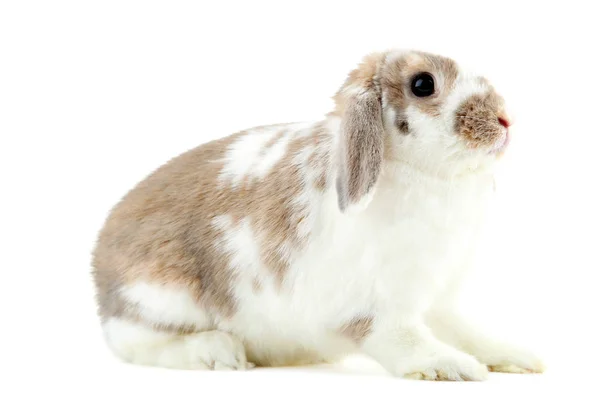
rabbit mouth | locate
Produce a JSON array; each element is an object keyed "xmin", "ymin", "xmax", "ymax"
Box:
[{"xmin": 488, "ymin": 130, "xmax": 510, "ymax": 154}]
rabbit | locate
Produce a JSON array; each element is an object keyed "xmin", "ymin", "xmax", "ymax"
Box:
[{"xmin": 91, "ymin": 49, "xmax": 544, "ymax": 380}]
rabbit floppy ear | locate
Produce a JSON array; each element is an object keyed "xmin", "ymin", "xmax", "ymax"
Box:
[{"xmin": 334, "ymin": 53, "xmax": 385, "ymax": 213}]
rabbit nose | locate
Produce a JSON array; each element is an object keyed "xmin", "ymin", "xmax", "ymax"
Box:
[{"xmin": 498, "ymin": 116, "xmax": 511, "ymax": 128}]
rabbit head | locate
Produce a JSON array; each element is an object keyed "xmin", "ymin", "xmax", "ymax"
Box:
[{"xmin": 332, "ymin": 50, "xmax": 511, "ymax": 212}]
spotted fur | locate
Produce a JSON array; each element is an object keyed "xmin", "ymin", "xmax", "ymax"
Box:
[{"xmin": 92, "ymin": 49, "xmax": 543, "ymax": 379}]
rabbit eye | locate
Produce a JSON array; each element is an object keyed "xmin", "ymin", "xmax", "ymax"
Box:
[{"xmin": 411, "ymin": 73, "xmax": 435, "ymax": 97}]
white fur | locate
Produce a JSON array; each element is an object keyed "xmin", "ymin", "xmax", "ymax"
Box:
[
  {"xmin": 212, "ymin": 215, "xmax": 271, "ymax": 293},
  {"xmin": 102, "ymin": 50, "xmax": 543, "ymax": 378},
  {"xmin": 103, "ymin": 318, "xmax": 252, "ymax": 370},
  {"xmin": 442, "ymin": 69, "xmax": 489, "ymax": 122},
  {"xmin": 218, "ymin": 122, "xmax": 311, "ymax": 187},
  {"xmin": 121, "ymin": 282, "xmax": 211, "ymax": 329},
  {"xmin": 217, "ymin": 128, "xmax": 276, "ymax": 187},
  {"xmin": 341, "ymin": 187, "xmax": 376, "ymax": 214},
  {"xmin": 253, "ymin": 131, "xmax": 294, "ymax": 179}
]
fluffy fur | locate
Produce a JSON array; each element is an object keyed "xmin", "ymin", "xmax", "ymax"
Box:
[{"xmin": 92, "ymin": 49, "xmax": 544, "ymax": 380}]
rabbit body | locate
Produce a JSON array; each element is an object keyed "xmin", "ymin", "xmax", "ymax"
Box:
[{"xmin": 93, "ymin": 50, "xmax": 544, "ymax": 379}]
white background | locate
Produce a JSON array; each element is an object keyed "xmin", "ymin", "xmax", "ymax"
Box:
[{"xmin": 1, "ymin": 1, "xmax": 599, "ymax": 398}]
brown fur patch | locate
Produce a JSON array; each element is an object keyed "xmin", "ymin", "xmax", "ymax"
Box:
[
  {"xmin": 250, "ymin": 124, "xmax": 331, "ymax": 285},
  {"xmin": 331, "ymin": 52, "xmax": 384, "ymax": 117},
  {"xmin": 395, "ymin": 116, "xmax": 410, "ymax": 134},
  {"xmin": 339, "ymin": 316, "xmax": 374, "ymax": 344},
  {"xmin": 381, "ymin": 51, "xmax": 459, "ymax": 118},
  {"xmin": 261, "ymin": 129, "xmax": 288, "ymax": 153},
  {"xmin": 252, "ymin": 278, "xmax": 262, "ymax": 294},
  {"xmin": 455, "ymin": 91, "xmax": 506, "ymax": 149},
  {"xmin": 307, "ymin": 122, "xmax": 333, "ymax": 191},
  {"xmin": 92, "ymin": 124, "xmax": 333, "ymax": 325},
  {"xmin": 92, "ymin": 132, "xmax": 247, "ymax": 321}
]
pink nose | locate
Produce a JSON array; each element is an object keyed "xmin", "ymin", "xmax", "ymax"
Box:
[{"xmin": 498, "ymin": 117, "xmax": 511, "ymax": 128}]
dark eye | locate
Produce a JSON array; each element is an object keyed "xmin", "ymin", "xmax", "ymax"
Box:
[{"xmin": 411, "ymin": 72, "xmax": 435, "ymax": 97}]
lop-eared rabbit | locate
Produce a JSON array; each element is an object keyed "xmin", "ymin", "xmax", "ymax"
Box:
[{"xmin": 92, "ymin": 49, "xmax": 544, "ymax": 380}]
